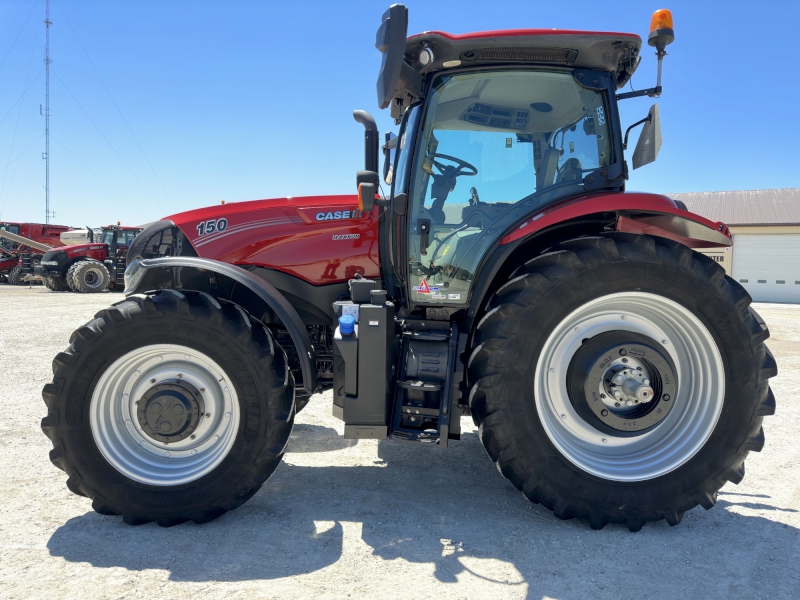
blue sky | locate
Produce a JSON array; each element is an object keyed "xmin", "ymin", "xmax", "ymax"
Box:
[{"xmin": 0, "ymin": 0, "xmax": 798, "ymax": 227}]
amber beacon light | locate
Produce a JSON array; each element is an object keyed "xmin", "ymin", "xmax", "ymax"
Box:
[{"xmin": 648, "ymin": 9, "xmax": 675, "ymax": 51}]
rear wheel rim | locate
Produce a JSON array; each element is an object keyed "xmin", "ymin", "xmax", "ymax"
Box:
[
  {"xmin": 534, "ymin": 292, "xmax": 725, "ymax": 482},
  {"xmin": 90, "ymin": 343, "xmax": 241, "ymax": 486},
  {"xmin": 82, "ymin": 266, "xmax": 106, "ymax": 289}
]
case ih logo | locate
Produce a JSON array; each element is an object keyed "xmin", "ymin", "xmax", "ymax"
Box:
[{"xmin": 315, "ymin": 209, "xmax": 363, "ymax": 221}]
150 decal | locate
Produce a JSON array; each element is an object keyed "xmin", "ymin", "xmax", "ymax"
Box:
[{"xmin": 196, "ymin": 218, "xmax": 228, "ymax": 236}]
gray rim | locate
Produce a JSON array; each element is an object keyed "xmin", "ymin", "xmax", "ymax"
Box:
[
  {"xmin": 81, "ymin": 264, "xmax": 107, "ymax": 289},
  {"xmin": 90, "ymin": 344, "xmax": 240, "ymax": 486},
  {"xmin": 534, "ymin": 292, "xmax": 725, "ymax": 482}
]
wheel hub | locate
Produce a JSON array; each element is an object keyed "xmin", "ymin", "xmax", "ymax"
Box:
[
  {"xmin": 567, "ymin": 331, "xmax": 677, "ymax": 435},
  {"xmin": 136, "ymin": 379, "xmax": 205, "ymax": 443},
  {"xmin": 602, "ymin": 359, "xmax": 655, "ymax": 407}
]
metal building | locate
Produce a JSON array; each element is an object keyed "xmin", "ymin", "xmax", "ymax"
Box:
[{"xmin": 672, "ymin": 188, "xmax": 800, "ymax": 303}]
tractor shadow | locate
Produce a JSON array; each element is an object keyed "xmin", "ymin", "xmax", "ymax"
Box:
[{"xmin": 47, "ymin": 423, "xmax": 800, "ymax": 598}]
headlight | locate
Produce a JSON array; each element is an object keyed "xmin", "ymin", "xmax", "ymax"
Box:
[
  {"xmin": 40, "ymin": 260, "xmax": 59, "ymax": 266},
  {"xmin": 123, "ymin": 258, "xmax": 145, "ymax": 294}
]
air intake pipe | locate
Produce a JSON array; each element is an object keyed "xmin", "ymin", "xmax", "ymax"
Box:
[{"xmin": 353, "ymin": 110, "xmax": 379, "ymax": 173}]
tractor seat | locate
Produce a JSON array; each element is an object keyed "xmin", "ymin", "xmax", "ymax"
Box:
[
  {"xmin": 447, "ymin": 231, "xmax": 481, "ymax": 275},
  {"xmin": 556, "ymin": 157, "xmax": 583, "ymax": 184}
]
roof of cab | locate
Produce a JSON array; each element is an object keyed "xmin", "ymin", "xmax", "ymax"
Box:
[{"xmin": 405, "ymin": 29, "xmax": 642, "ymax": 89}]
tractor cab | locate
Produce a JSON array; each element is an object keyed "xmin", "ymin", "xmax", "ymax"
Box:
[
  {"xmin": 99, "ymin": 225, "xmax": 140, "ymax": 248},
  {"xmin": 361, "ymin": 5, "xmax": 671, "ymax": 314},
  {"xmin": 399, "ymin": 67, "xmax": 617, "ymax": 306}
]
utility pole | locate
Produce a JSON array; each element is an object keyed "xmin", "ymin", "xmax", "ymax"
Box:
[{"xmin": 44, "ymin": 0, "xmax": 52, "ymax": 223}]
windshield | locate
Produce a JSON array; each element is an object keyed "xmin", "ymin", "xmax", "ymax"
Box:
[
  {"xmin": 101, "ymin": 229, "xmax": 138, "ymax": 246},
  {"xmin": 407, "ymin": 70, "xmax": 612, "ymax": 305}
]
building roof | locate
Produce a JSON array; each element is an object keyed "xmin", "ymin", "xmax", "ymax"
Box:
[{"xmin": 670, "ymin": 188, "xmax": 800, "ymax": 226}]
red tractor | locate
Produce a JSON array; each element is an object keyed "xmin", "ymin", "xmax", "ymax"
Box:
[
  {"xmin": 0, "ymin": 222, "xmax": 70, "ymax": 284},
  {"xmin": 41, "ymin": 7, "xmax": 775, "ymax": 531},
  {"xmin": 36, "ymin": 224, "xmax": 141, "ymax": 292}
]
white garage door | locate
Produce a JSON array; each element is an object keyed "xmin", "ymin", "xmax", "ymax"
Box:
[{"xmin": 731, "ymin": 234, "xmax": 800, "ymax": 303}]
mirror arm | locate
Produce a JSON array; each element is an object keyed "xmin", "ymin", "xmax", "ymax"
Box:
[
  {"xmin": 617, "ymin": 86, "xmax": 661, "ymax": 101},
  {"xmin": 623, "ymin": 114, "xmax": 652, "ymax": 150}
]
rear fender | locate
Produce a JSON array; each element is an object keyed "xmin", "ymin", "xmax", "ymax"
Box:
[
  {"xmin": 466, "ymin": 192, "xmax": 732, "ymax": 334},
  {"xmin": 125, "ymin": 256, "xmax": 316, "ymax": 394},
  {"xmin": 500, "ymin": 192, "xmax": 732, "ymax": 248}
]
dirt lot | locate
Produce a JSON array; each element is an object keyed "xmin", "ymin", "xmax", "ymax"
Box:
[{"xmin": 0, "ymin": 285, "xmax": 798, "ymax": 599}]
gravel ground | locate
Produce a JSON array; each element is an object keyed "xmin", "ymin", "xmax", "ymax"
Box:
[{"xmin": 0, "ymin": 285, "xmax": 798, "ymax": 600}]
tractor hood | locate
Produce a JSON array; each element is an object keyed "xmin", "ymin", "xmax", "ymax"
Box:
[{"xmin": 165, "ymin": 194, "xmax": 380, "ymax": 285}]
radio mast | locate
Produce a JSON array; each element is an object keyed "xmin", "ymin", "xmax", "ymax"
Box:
[{"xmin": 44, "ymin": 0, "xmax": 52, "ymax": 223}]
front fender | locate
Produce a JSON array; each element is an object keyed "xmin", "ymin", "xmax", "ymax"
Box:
[{"xmin": 125, "ymin": 256, "xmax": 316, "ymax": 394}]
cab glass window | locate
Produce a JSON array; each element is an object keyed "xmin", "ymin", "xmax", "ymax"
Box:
[{"xmin": 407, "ymin": 70, "xmax": 611, "ymax": 305}]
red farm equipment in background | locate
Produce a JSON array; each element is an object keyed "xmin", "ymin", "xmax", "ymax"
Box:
[
  {"xmin": 36, "ymin": 224, "xmax": 142, "ymax": 292},
  {"xmin": 0, "ymin": 222, "xmax": 70, "ymax": 285}
]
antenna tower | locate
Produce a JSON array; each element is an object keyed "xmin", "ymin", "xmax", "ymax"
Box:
[{"xmin": 44, "ymin": 0, "xmax": 52, "ymax": 223}]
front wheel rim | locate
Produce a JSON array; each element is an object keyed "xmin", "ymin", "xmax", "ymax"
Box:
[
  {"xmin": 90, "ymin": 344, "xmax": 241, "ymax": 486},
  {"xmin": 534, "ymin": 292, "xmax": 725, "ymax": 482}
]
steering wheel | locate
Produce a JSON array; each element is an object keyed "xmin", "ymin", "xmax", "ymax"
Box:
[
  {"xmin": 425, "ymin": 153, "xmax": 478, "ymax": 224},
  {"xmin": 429, "ymin": 153, "xmax": 478, "ymax": 178}
]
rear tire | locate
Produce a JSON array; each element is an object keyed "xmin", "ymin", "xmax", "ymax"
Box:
[
  {"xmin": 41, "ymin": 290, "xmax": 295, "ymax": 525},
  {"xmin": 468, "ymin": 233, "xmax": 776, "ymax": 531},
  {"xmin": 68, "ymin": 260, "xmax": 110, "ymax": 293}
]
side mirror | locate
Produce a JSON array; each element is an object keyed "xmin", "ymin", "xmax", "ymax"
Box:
[
  {"xmin": 357, "ymin": 170, "xmax": 380, "ymax": 212},
  {"xmin": 376, "ymin": 4, "xmax": 409, "ymax": 110},
  {"xmin": 632, "ymin": 104, "xmax": 662, "ymax": 170},
  {"xmin": 382, "ymin": 132, "xmax": 398, "ymax": 185}
]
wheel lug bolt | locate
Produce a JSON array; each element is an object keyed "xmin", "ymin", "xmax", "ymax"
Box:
[
  {"xmin": 663, "ymin": 394, "xmax": 670, "ymax": 401},
  {"xmin": 600, "ymin": 394, "xmax": 606, "ymax": 399},
  {"xmin": 614, "ymin": 402, "xmax": 621, "ymax": 408},
  {"xmin": 150, "ymin": 379, "xmax": 156, "ymax": 384},
  {"xmin": 600, "ymin": 409, "xmax": 608, "ymax": 417}
]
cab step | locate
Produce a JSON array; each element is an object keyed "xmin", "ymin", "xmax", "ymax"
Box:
[{"xmin": 389, "ymin": 323, "xmax": 459, "ymax": 447}]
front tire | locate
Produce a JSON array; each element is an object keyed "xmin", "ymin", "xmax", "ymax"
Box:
[
  {"xmin": 44, "ymin": 275, "xmax": 71, "ymax": 291},
  {"xmin": 468, "ymin": 233, "xmax": 776, "ymax": 531},
  {"xmin": 41, "ymin": 291, "xmax": 295, "ymax": 525}
]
